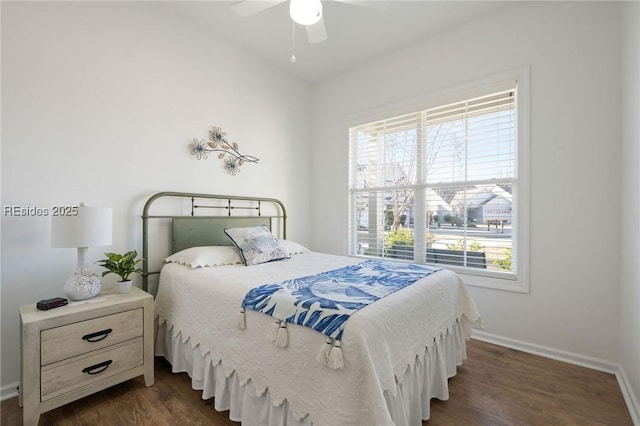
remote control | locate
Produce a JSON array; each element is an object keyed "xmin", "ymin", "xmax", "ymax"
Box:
[{"xmin": 36, "ymin": 297, "xmax": 68, "ymax": 310}]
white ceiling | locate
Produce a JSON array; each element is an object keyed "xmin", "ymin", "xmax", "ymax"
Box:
[{"xmin": 166, "ymin": 1, "xmax": 506, "ymax": 83}]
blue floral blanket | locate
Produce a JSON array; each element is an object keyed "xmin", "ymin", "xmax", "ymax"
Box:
[{"xmin": 241, "ymin": 260, "xmax": 441, "ymax": 341}]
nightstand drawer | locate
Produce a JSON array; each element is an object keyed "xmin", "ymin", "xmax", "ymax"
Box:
[
  {"xmin": 41, "ymin": 308, "xmax": 143, "ymax": 365},
  {"xmin": 40, "ymin": 337, "xmax": 143, "ymax": 401}
]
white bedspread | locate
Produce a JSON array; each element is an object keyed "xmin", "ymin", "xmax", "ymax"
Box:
[{"xmin": 154, "ymin": 252, "xmax": 481, "ymax": 426}]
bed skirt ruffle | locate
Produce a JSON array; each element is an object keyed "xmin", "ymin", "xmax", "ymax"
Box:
[{"xmin": 154, "ymin": 320, "xmax": 468, "ymax": 425}]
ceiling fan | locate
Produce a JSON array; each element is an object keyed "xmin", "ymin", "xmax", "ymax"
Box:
[{"xmin": 230, "ymin": 0, "xmax": 386, "ymax": 44}]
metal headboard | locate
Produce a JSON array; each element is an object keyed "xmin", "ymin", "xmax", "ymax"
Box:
[{"xmin": 141, "ymin": 191, "xmax": 287, "ymax": 292}]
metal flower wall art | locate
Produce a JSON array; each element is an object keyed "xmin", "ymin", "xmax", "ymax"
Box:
[{"xmin": 189, "ymin": 126, "xmax": 259, "ymax": 175}]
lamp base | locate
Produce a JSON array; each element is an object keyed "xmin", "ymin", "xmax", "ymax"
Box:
[{"xmin": 63, "ymin": 268, "xmax": 102, "ymax": 301}]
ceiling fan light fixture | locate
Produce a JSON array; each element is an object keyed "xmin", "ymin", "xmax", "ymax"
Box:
[{"xmin": 289, "ymin": 0, "xmax": 322, "ymax": 26}]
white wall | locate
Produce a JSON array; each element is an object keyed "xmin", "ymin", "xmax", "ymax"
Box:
[
  {"xmin": 1, "ymin": 1, "xmax": 311, "ymax": 391},
  {"xmin": 311, "ymin": 2, "xmax": 622, "ymax": 362},
  {"xmin": 620, "ymin": 0, "xmax": 640, "ymax": 418}
]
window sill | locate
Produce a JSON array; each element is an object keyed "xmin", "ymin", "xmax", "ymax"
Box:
[{"xmin": 459, "ymin": 270, "xmax": 528, "ymax": 293}]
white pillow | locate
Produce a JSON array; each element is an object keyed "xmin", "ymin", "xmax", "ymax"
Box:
[
  {"xmin": 224, "ymin": 226, "xmax": 289, "ymax": 266},
  {"xmin": 278, "ymin": 239, "xmax": 310, "ymax": 256},
  {"xmin": 164, "ymin": 246, "xmax": 243, "ymax": 268}
]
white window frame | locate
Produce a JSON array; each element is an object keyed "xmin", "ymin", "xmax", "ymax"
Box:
[{"xmin": 347, "ymin": 67, "xmax": 530, "ymax": 293}]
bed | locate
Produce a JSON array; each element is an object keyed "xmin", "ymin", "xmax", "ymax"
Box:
[{"xmin": 143, "ymin": 192, "xmax": 482, "ymax": 426}]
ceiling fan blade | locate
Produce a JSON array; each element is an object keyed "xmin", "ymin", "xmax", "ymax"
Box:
[
  {"xmin": 306, "ymin": 17, "xmax": 328, "ymax": 44},
  {"xmin": 332, "ymin": 0, "xmax": 388, "ymax": 11},
  {"xmin": 230, "ymin": 0, "xmax": 283, "ymax": 18}
]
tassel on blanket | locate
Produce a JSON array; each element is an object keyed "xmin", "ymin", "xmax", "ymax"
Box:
[
  {"xmin": 275, "ymin": 321, "xmax": 289, "ymax": 348},
  {"xmin": 266, "ymin": 319, "xmax": 280, "ymax": 342},
  {"xmin": 328, "ymin": 340, "xmax": 344, "ymax": 370},
  {"xmin": 316, "ymin": 338, "xmax": 344, "ymax": 370},
  {"xmin": 316, "ymin": 338, "xmax": 334, "ymax": 365},
  {"xmin": 237, "ymin": 308, "xmax": 246, "ymax": 329}
]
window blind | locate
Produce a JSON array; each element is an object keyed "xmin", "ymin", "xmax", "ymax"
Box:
[{"xmin": 349, "ymin": 87, "xmax": 517, "ymax": 276}]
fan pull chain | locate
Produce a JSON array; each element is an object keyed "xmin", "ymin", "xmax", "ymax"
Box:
[{"xmin": 290, "ymin": 20, "xmax": 297, "ymax": 63}]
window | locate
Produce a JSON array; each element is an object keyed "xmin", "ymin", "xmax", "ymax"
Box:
[{"xmin": 349, "ymin": 72, "xmax": 529, "ymax": 292}]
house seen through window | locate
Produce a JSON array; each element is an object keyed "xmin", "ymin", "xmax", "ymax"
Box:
[{"xmin": 349, "ymin": 82, "xmax": 526, "ymax": 288}]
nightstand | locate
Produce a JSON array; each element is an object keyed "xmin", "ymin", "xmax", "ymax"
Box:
[{"xmin": 19, "ymin": 286, "xmax": 154, "ymax": 426}]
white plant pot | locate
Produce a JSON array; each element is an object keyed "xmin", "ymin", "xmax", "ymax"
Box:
[{"xmin": 117, "ymin": 280, "xmax": 133, "ymax": 294}]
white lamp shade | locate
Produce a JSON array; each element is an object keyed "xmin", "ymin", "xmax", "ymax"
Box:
[
  {"xmin": 290, "ymin": 0, "xmax": 322, "ymax": 26},
  {"xmin": 51, "ymin": 205, "xmax": 113, "ymax": 248}
]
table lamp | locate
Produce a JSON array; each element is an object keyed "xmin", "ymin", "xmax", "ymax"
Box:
[{"xmin": 51, "ymin": 203, "xmax": 113, "ymax": 300}]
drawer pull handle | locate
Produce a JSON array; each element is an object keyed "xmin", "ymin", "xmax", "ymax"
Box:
[
  {"xmin": 82, "ymin": 328, "xmax": 113, "ymax": 342},
  {"xmin": 82, "ymin": 360, "xmax": 113, "ymax": 375}
]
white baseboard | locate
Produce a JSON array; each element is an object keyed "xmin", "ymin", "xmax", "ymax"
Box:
[
  {"xmin": 1, "ymin": 382, "xmax": 19, "ymax": 402},
  {"xmin": 471, "ymin": 330, "xmax": 619, "ymax": 373},
  {"xmin": 472, "ymin": 330, "xmax": 640, "ymax": 425},
  {"xmin": 617, "ymin": 367, "xmax": 640, "ymax": 426}
]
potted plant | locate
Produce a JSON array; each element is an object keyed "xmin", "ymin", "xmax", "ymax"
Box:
[{"xmin": 95, "ymin": 250, "xmax": 143, "ymax": 294}]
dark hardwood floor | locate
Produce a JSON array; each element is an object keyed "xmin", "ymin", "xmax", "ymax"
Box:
[{"xmin": 1, "ymin": 339, "xmax": 633, "ymax": 425}]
